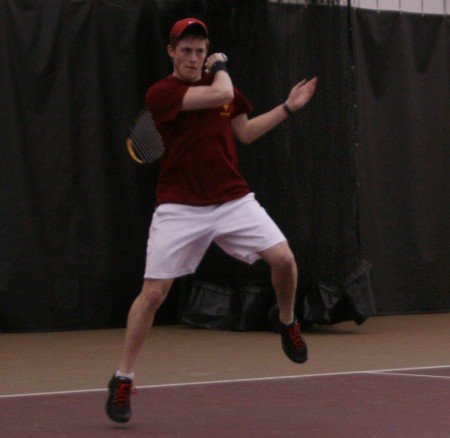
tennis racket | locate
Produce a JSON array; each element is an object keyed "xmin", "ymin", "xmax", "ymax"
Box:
[{"xmin": 126, "ymin": 109, "xmax": 165, "ymax": 164}]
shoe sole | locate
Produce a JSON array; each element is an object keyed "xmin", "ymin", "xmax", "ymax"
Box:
[
  {"xmin": 282, "ymin": 344, "xmax": 308, "ymax": 364},
  {"xmin": 105, "ymin": 403, "xmax": 130, "ymax": 423}
]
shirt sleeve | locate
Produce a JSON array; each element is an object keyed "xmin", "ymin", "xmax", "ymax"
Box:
[
  {"xmin": 145, "ymin": 78, "xmax": 188, "ymax": 124},
  {"xmin": 231, "ymin": 88, "xmax": 253, "ymax": 118}
]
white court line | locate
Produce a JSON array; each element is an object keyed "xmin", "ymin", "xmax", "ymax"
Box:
[
  {"xmin": 1, "ymin": 365, "xmax": 449, "ymax": 400},
  {"xmin": 371, "ymin": 371, "xmax": 450, "ymax": 380}
]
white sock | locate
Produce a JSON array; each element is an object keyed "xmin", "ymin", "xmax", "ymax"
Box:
[
  {"xmin": 115, "ymin": 370, "xmax": 135, "ymax": 380},
  {"xmin": 280, "ymin": 318, "xmax": 296, "ymax": 327}
]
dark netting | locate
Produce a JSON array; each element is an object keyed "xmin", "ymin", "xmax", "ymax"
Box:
[{"xmin": 179, "ymin": 0, "xmax": 375, "ymax": 330}]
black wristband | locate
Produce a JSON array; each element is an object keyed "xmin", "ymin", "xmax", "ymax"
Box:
[
  {"xmin": 210, "ymin": 60, "xmax": 228, "ymax": 75},
  {"xmin": 283, "ymin": 103, "xmax": 294, "ymax": 116}
]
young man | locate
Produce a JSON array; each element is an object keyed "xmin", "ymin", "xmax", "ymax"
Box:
[{"xmin": 106, "ymin": 17, "xmax": 318, "ymax": 423}]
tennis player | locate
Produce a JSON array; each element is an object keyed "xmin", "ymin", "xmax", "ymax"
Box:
[{"xmin": 106, "ymin": 17, "xmax": 318, "ymax": 423}]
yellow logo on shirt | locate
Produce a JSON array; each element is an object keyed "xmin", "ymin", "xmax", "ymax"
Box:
[{"xmin": 220, "ymin": 104, "xmax": 231, "ymax": 117}]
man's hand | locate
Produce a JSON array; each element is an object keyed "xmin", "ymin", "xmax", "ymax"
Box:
[
  {"xmin": 204, "ymin": 52, "xmax": 228, "ymax": 74},
  {"xmin": 285, "ymin": 77, "xmax": 318, "ymax": 113}
]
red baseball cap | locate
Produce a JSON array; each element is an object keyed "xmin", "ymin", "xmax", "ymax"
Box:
[{"xmin": 169, "ymin": 18, "xmax": 208, "ymax": 40}]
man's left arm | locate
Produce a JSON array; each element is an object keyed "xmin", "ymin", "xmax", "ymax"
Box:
[{"xmin": 232, "ymin": 77, "xmax": 318, "ymax": 145}]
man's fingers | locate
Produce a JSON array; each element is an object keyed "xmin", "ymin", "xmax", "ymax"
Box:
[
  {"xmin": 294, "ymin": 76, "xmax": 318, "ymax": 91},
  {"xmin": 308, "ymin": 77, "xmax": 319, "ymax": 87}
]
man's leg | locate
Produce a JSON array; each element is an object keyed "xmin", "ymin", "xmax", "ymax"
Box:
[
  {"xmin": 259, "ymin": 241, "xmax": 297, "ymax": 324},
  {"xmin": 118, "ymin": 278, "xmax": 174, "ymax": 374},
  {"xmin": 106, "ymin": 278, "xmax": 173, "ymax": 423},
  {"xmin": 259, "ymin": 241, "xmax": 308, "ymax": 364}
]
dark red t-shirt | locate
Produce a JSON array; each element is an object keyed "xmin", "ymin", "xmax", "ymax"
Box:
[{"xmin": 145, "ymin": 74, "xmax": 253, "ymax": 206}]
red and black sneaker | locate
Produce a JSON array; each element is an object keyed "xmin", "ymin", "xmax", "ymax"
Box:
[
  {"xmin": 105, "ymin": 375, "xmax": 135, "ymax": 423},
  {"xmin": 280, "ymin": 320, "xmax": 308, "ymax": 364}
]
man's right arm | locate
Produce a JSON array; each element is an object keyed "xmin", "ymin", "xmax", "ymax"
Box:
[{"xmin": 181, "ymin": 53, "xmax": 233, "ymax": 111}]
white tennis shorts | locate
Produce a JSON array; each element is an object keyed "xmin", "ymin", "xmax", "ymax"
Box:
[{"xmin": 144, "ymin": 193, "xmax": 286, "ymax": 279}]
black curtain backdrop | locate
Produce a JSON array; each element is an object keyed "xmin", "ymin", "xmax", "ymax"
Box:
[
  {"xmin": 353, "ymin": 9, "xmax": 450, "ymax": 314},
  {"xmin": 0, "ymin": 0, "xmax": 162, "ymax": 331},
  {"xmin": 181, "ymin": 1, "xmax": 374, "ymax": 330},
  {"xmin": 4, "ymin": 0, "xmax": 447, "ymax": 332}
]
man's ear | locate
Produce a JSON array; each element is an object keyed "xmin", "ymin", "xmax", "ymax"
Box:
[{"xmin": 167, "ymin": 44, "xmax": 175, "ymax": 59}]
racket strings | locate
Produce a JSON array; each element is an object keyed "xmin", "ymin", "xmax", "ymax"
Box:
[{"xmin": 129, "ymin": 110, "xmax": 165, "ymax": 164}]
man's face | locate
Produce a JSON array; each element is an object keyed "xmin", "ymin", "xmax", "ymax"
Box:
[{"xmin": 168, "ymin": 37, "xmax": 208, "ymax": 82}]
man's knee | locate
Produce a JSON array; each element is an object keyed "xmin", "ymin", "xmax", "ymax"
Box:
[
  {"xmin": 274, "ymin": 249, "xmax": 297, "ymax": 273},
  {"xmin": 139, "ymin": 279, "xmax": 172, "ymax": 311},
  {"xmin": 261, "ymin": 242, "xmax": 297, "ymax": 272}
]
